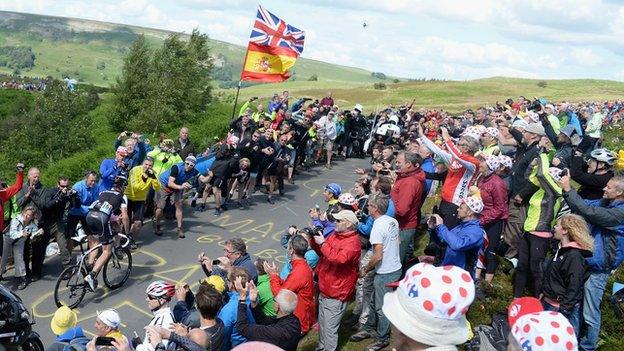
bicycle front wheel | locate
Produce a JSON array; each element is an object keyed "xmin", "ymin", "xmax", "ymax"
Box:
[
  {"xmin": 54, "ymin": 265, "xmax": 87, "ymax": 309},
  {"xmin": 103, "ymin": 246, "xmax": 132, "ymax": 289}
]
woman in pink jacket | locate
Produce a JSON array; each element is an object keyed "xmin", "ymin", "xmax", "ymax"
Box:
[{"xmin": 475, "ymin": 155, "xmax": 509, "ymax": 284}]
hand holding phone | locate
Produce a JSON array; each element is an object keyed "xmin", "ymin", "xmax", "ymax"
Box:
[{"xmin": 95, "ymin": 336, "xmax": 116, "ymax": 346}]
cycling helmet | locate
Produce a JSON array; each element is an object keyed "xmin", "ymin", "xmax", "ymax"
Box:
[
  {"xmin": 388, "ymin": 114, "xmax": 399, "ymax": 125},
  {"xmin": 324, "ymin": 183, "xmax": 342, "ymax": 197},
  {"xmin": 338, "ymin": 193, "xmax": 357, "ymax": 207},
  {"xmin": 354, "ymin": 104, "xmax": 363, "ymax": 112},
  {"xmin": 114, "ymin": 174, "xmax": 128, "ymax": 187},
  {"xmin": 590, "ymin": 148, "xmax": 617, "ymax": 166},
  {"xmin": 146, "ymin": 280, "xmax": 176, "ymax": 299}
]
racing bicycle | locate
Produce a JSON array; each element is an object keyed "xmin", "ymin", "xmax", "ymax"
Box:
[{"xmin": 53, "ymin": 233, "xmax": 132, "ymax": 308}]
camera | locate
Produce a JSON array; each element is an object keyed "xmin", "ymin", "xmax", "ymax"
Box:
[{"xmin": 125, "ymin": 131, "xmax": 133, "ymax": 136}]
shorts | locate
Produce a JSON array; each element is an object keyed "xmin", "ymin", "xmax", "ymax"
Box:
[
  {"xmin": 210, "ymin": 176, "xmax": 229, "ymax": 192},
  {"xmin": 155, "ymin": 188, "xmax": 183, "ymax": 209},
  {"xmin": 127, "ymin": 199, "xmax": 145, "ymax": 222},
  {"xmin": 85, "ymin": 211, "xmax": 113, "ymax": 245},
  {"xmin": 323, "ymin": 139, "xmax": 334, "ymax": 150}
]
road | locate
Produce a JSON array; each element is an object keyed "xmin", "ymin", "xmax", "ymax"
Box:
[{"xmin": 8, "ymin": 157, "xmax": 369, "ymax": 346}]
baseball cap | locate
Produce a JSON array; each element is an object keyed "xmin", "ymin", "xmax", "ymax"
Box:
[
  {"xmin": 96, "ymin": 309, "xmax": 120, "ymax": 329},
  {"xmin": 462, "ymin": 195, "xmax": 484, "ymax": 214},
  {"xmin": 50, "ymin": 305, "xmax": 78, "ymax": 335},
  {"xmin": 382, "ymin": 263, "xmax": 475, "ymax": 346},
  {"xmin": 524, "ymin": 123, "xmax": 546, "ymax": 136},
  {"xmin": 507, "ymin": 297, "xmax": 543, "ymax": 327},
  {"xmin": 324, "ymin": 183, "xmax": 341, "ymax": 196},
  {"xmin": 331, "ymin": 210, "xmax": 359, "ymax": 226}
]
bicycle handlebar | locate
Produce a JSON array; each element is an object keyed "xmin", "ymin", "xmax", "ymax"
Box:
[{"xmin": 116, "ymin": 233, "xmax": 130, "ymax": 249}]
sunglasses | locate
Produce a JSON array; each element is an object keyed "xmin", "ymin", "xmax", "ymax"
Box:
[
  {"xmin": 185, "ymin": 162, "xmax": 195, "ymax": 167},
  {"xmin": 147, "ymin": 295, "xmax": 160, "ymax": 300}
]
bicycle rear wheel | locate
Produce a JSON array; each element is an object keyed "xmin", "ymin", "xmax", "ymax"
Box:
[
  {"xmin": 103, "ymin": 246, "xmax": 132, "ymax": 289},
  {"xmin": 54, "ymin": 265, "xmax": 87, "ymax": 309}
]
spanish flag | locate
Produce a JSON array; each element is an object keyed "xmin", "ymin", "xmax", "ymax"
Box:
[{"xmin": 240, "ymin": 5, "xmax": 305, "ymax": 82}]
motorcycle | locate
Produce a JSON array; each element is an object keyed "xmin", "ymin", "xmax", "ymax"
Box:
[{"xmin": 0, "ymin": 284, "xmax": 43, "ymax": 351}]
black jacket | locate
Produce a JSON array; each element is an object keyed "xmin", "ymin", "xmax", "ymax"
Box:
[
  {"xmin": 509, "ymin": 129, "xmax": 540, "ymax": 202},
  {"xmin": 569, "ymin": 154, "xmax": 613, "ymax": 200},
  {"xmin": 236, "ymin": 303, "xmax": 301, "ymax": 351},
  {"xmin": 541, "ymin": 245, "xmax": 591, "ymax": 312},
  {"xmin": 39, "ymin": 186, "xmax": 71, "ymax": 226}
]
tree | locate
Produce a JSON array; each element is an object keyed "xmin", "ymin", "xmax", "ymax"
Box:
[
  {"xmin": 110, "ymin": 34, "xmax": 151, "ymax": 130},
  {"xmin": 308, "ymin": 74, "xmax": 318, "ymax": 81},
  {"xmin": 2, "ymin": 80, "xmax": 93, "ymax": 168},
  {"xmin": 113, "ymin": 30, "xmax": 213, "ymax": 134}
]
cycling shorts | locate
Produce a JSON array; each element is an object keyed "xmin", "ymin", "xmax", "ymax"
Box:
[{"xmin": 85, "ymin": 210, "xmax": 113, "ymax": 245}]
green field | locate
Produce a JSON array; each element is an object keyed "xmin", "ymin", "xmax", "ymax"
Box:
[
  {"xmin": 228, "ymin": 77, "xmax": 624, "ymax": 114},
  {"xmin": 0, "ymin": 11, "xmax": 388, "ymax": 86}
]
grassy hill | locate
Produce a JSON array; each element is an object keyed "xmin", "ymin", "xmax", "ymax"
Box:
[
  {"xmin": 228, "ymin": 76, "xmax": 624, "ymax": 114},
  {"xmin": 0, "ymin": 11, "xmax": 388, "ymax": 86}
]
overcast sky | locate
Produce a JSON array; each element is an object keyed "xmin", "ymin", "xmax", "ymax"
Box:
[{"xmin": 3, "ymin": 0, "xmax": 624, "ymax": 81}]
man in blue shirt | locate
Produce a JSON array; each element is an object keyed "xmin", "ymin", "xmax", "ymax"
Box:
[{"xmin": 154, "ymin": 156, "xmax": 209, "ymax": 238}]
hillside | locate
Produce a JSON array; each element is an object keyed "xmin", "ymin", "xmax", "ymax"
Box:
[
  {"xmin": 0, "ymin": 11, "xmax": 387, "ymax": 87},
  {"xmin": 228, "ymin": 76, "xmax": 624, "ymax": 114}
]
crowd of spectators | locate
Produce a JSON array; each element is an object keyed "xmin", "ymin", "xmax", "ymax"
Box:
[{"xmin": 1, "ymin": 90, "xmax": 624, "ymax": 351}]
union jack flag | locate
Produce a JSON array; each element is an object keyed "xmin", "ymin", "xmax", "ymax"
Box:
[{"xmin": 249, "ymin": 5, "xmax": 305, "ymax": 56}]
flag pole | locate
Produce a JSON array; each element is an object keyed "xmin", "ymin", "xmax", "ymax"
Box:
[{"xmin": 230, "ymin": 80, "xmax": 242, "ymax": 120}]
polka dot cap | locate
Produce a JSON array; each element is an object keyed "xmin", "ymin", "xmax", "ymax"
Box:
[
  {"xmin": 549, "ymin": 167, "xmax": 564, "ymax": 182},
  {"xmin": 498, "ymin": 155, "xmax": 513, "ymax": 169},
  {"xmin": 511, "ymin": 311, "xmax": 577, "ymax": 351},
  {"xmin": 395, "ymin": 263, "xmax": 475, "ymax": 320},
  {"xmin": 485, "ymin": 155, "xmax": 501, "ymax": 172},
  {"xmin": 462, "ymin": 195, "xmax": 484, "ymax": 214},
  {"xmin": 527, "ymin": 111, "xmax": 540, "ymax": 123},
  {"xmin": 485, "ymin": 127, "xmax": 499, "ymax": 139}
]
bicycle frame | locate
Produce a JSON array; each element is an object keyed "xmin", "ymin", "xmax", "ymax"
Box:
[{"xmin": 74, "ymin": 233, "xmax": 130, "ymax": 274}]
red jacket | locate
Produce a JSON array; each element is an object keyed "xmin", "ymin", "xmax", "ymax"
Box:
[
  {"xmin": 310, "ymin": 229, "xmax": 361, "ymax": 301},
  {"xmin": 477, "ymin": 173, "xmax": 509, "ymax": 225},
  {"xmin": 390, "ymin": 168, "xmax": 426, "ymax": 230},
  {"xmin": 0, "ymin": 171, "xmax": 23, "ymax": 232},
  {"xmin": 269, "ymin": 259, "xmax": 315, "ymax": 333}
]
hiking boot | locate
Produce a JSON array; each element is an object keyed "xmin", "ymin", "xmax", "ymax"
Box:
[
  {"xmin": 365, "ymin": 340, "xmax": 389, "ymax": 351},
  {"xmin": 177, "ymin": 228, "xmax": 185, "ymax": 239},
  {"xmin": 349, "ymin": 330, "xmax": 373, "ymax": 342},
  {"xmin": 153, "ymin": 224, "xmax": 162, "ymax": 236},
  {"xmin": 84, "ymin": 272, "xmax": 97, "ymax": 291}
]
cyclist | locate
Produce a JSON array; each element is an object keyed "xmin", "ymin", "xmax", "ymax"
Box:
[
  {"xmin": 135, "ymin": 280, "xmax": 176, "ymax": 351},
  {"xmin": 83, "ymin": 175, "xmax": 130, "ymax": 291}
]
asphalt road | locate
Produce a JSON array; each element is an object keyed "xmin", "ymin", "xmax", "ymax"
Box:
[{"xmin": 7, "ymin": 157, "xmax": 369, "ymax": 346}]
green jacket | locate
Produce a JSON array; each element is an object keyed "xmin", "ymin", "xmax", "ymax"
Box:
[
  {"xmin": 256, "ymin": 274, "xmax": 276, "ymax": 317},
  {"xmin": 524, "ymin": 153, "xmax": 562, "ymax": 233}
]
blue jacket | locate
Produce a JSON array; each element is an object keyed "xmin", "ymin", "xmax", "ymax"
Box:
[
  {"xmin": 567, "ymin": 111, "xmax": 583, "ymax": 137},
  {"xmin": 159, "ymin": 163, "xmax": 199, "ymax": 189},
  {"xmin": 421, "ymin": 157, "xmax": 436, "ymax": 195},
  {"xmin": 99, "ymin": 158, "xmax": 124, "ymax": 191},
  {"xmin": 563, "ymin": 189, "xmax": 624, "ymax": 272},
  {"xmin": 432, "ymin": 219, "xmax": 483, "ymax": 271},
  {"xmin": 357, "ymin": 200, "xmax": 395, "ymax": 237},
  {"xmin": 47, "ymin": 326, "xmax": 86, "ymax": 351},
  {"xmin": 218, "ymin": 291, "xmax": 255, "ymax": 351},
  {"xmin": 114, "ymin": 139, "xmax": 150, "ymax": 169},
  {"xmin": 69, "ymin": 180, "xmax": 100, "ymax": 216}
]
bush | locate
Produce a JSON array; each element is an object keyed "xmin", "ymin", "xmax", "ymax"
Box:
[
  {"xmin": 373, "ymin": 82, "xmax": 386, "ymax": 90},
  {"xmin": 371, "ymin": 72, "xmax": 386, "ymax": 80},
  {"xmin": 308, "ymin": 74, "xmax": 318, "ymax": 81},
  {"xmin": 537, "ymin": 80, "xmax": 548, "ymax": 88},
  {"xmin": 393, "ymin": 78, "xmax": 400, "ymax": 83}
]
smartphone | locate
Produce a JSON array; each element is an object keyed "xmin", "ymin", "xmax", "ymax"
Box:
[
  {"xmin": 95, "ymin": 336, "xmax": 115, "ymax": 346},
  {"xmin": 212, "ymin": 259, "xmax": 221, "ymax": 265},
  {"xmin": 559, "ymin": 169, "xmax": 569, "ymax": 177}
]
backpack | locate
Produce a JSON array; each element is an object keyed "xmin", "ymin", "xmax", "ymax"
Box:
[
  {"xmin": 466, "ymin": 313, "xmax": 510, "ymax": 351},
  {"xmin": 58, "ymin": 336, "xmax": 91, "ymax": 351}
]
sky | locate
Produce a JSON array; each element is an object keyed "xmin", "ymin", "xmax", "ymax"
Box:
[{"xmin": 3, "ymin": 0, "xmax": 624, "ymax": 81}]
